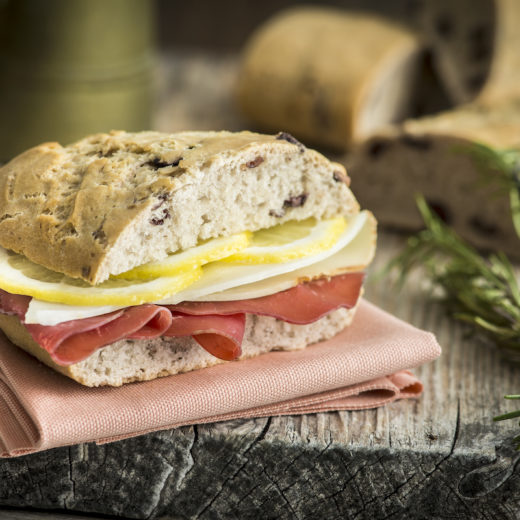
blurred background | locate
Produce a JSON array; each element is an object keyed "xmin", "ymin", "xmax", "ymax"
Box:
[
  {"xmin": 156, "ymin": 0, "xmax": 421, "ymax": 51},
  {"xmin": 0, "ymin": 0, "xmax": 505, "ymax": 157},
  {"xmin": 0, "ymin": 0, "xmax": 518, "ymax": 255}
]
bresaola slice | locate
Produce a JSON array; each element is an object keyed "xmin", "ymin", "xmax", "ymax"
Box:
[
  {"xmin": 0, "ymin": 291, "xmax": 31, "ymax": 317},
  {"xmin": 167, "ymin": 314, "xmax": 246, "ymax": 361},
  {"xmin": 0, "ymin": 291, "xmax": 245, "ymax": 365},
  {"xmin": 28, "ymin": 310, "xmax": 127, "ymax": 365},
  {"xmin": 0, "ymin": 273, "xmax": 363, "ymax": 366},
  {"xmin": 30, "ymin": 306, "xmax": 173, "ymax": 366},
  {"xmin": 171, "ymin": 272, "xmax": 365, "ymax": 323}
]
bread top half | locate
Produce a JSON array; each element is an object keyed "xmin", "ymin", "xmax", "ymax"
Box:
[{"xmin": 0, "ymin": 130, "xmax": 359, "ymax": 284}]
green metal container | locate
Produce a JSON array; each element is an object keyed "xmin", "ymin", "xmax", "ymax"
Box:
[{"xmin": 0, "ymin": 0, "xmax": 155, "ymax": 161}]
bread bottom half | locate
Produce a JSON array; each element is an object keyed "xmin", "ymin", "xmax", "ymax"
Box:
[{"xmin": 0, "ymin": 307, "xmax": 357, "ymax": 387}]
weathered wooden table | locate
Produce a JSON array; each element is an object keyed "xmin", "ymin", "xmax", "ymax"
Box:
[{"xmin": 0, "ymin": 52, "xmax": 519, "ymax": 520}]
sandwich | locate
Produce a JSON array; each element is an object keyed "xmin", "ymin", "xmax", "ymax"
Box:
[{"xmin": 0, "ymin": 130, "xmax": 376, "ymax": 386}]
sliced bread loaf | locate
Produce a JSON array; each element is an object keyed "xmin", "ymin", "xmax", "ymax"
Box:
[
  {"xmin": 419, "ymin": 0, "xmax": 520, "ymax": 104},
  {"xmin": 347, "ymin": 99, "xmax": 520, "ymax": 257},
  {"xmin": 237, "ymin": 7, "xmax": 423, "ymax": 150},
  {"xmin": 417, "ymin": 0, "xmax": 496, "ymax": 103}
]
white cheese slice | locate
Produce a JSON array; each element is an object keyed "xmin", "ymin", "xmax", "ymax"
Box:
[
  {"xmin": 25, "ymin": 211, "xmax": 375, "ymax": 325},
  {"xmin": 24, "ymin": 302, "xmax": 123, "ymax": 326}
]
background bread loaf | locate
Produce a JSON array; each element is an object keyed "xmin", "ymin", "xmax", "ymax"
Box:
[
  {"xmin": 237, "ymin": 7, "xmax": 424, "ymax": 151},
  {"xmin": 418, "ymin": 0, "xmax": 520, "ymax": 104},
  {"xmin": 235, "ymin": 2, "xmax": 520, "ymax": 151},
  {"xmin": 416, "ymin": 0, "xmax": 496, "ymax": 104},
  {"xmin": 346, "ymin": 99, "xmax": 520, "ymax": 257},
  {"xmin": 476, "ymin": 0, "xmax": 520, "ymax": 103}
]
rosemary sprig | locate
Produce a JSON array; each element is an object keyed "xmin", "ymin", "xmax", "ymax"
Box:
[
  {"xmin": 391, "ymin": 196, "xmax": 520, "ymax": 354},
  {"xmin": 389, "ymin": 195, "xmax": 520, "ymax": 448}
]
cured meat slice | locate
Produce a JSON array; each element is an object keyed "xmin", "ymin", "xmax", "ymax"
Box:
[
  {"xmin": 169, "ymin": 272, "xmax": 364, "ymax": 324},
  {"xmin": 0, "ymin": 273, "xmax": 364, "ymax": 365},
  {"xmin": 166, "ymin": 313, "xmax": 246, "ymax": 361},
  {"xmin": 27, "ymin": 305, "xmax": 172, "ymax": 365}
]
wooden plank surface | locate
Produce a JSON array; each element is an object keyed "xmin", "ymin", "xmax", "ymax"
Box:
[{"xmin": 0, "ymin": 52, "xmax": 519, "ymax": 520}]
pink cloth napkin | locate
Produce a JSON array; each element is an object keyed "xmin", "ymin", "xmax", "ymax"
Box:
[{"xmin": 0, "ymin": 300, "xmax": 441, "ymax": 457}]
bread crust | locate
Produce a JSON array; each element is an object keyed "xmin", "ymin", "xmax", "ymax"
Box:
[{"xmin": 0, "ymin": 130, "xmax": 358, "ymax": 284}]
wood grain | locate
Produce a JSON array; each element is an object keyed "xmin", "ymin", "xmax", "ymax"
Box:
[{"xmin": 0, "ymin": 53, "xmax": 519, "ymax": 520}]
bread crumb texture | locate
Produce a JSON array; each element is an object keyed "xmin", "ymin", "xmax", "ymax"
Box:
[
  {"xmin": 0, "ymin": 307, "xmax": 356, "ymax": 386},
  {"xmin": 0, "ymin": 130, "xmax": 358, "ymax": 284}
]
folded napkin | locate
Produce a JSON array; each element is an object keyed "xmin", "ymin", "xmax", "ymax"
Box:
[{"xmin": 0, "ymin": 300, "xmax": 441, "ymax": 457}]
